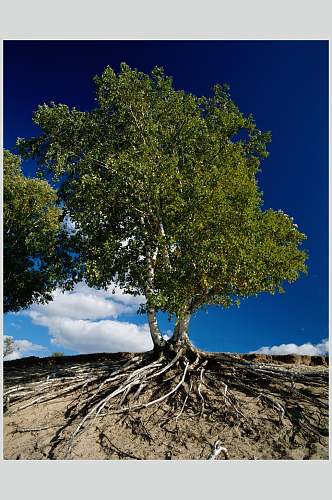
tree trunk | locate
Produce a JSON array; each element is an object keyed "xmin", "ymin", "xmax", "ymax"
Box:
[
  {"xmin": 147, "ymin": 307, "xmax": 165, "ymax": 350},
  {"xmin": 170, "ymin": 312, "xmax": 191, "ymax": 347},
  {"xmin": 143, "ymin": 240, "xmax": 165, "ymax": 351}
]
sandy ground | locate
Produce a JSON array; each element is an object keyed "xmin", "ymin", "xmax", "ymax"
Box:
[{"xmin": 3, "ymin": 353, "xmax": 329, "ymax": 460}]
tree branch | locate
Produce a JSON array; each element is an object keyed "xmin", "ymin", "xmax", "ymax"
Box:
[
  {"xmin": 128, "ymin": 104, "xmax": 147, "ymax": 146},
  {"xmin": 158, "ymin": 221, "xmax": 172, "ymax": 270}
]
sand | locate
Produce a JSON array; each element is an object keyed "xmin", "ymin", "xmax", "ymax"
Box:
[{"xmin": 3, "ymin": 353, "xmax": 329, "ymax": 460}]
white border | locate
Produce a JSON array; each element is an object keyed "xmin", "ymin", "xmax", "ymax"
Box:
[{"xmin": 1, "ymin": 1, "xmax": 331, "ymax": 499}]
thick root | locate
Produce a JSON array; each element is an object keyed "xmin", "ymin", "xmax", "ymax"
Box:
[{"xmin": 4, "ymin": 346, "xmax": 328, "ymax": 459}]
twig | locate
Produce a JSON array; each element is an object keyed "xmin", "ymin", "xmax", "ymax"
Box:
[
  {"xmin": 14, "ymin": 425, "xmax": 55, "ymax": 433},
  {"xmin": 208, "ymin": 440, "xmax": 229, "ymax": 460}
]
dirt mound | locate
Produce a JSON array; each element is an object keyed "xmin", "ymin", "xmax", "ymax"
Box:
[
  {"xmin": 4, "ymin": 351, "xmax": 328, "ymax": 372},
  {"xmin": 3, "ymin": 352, "xmax": 329, "ymax": 460},
  {"xmin": 241, "ymin": 353, "xmax": 329, "ymax": 366}
]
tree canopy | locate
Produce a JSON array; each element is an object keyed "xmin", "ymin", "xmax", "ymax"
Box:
[
  {"xmin": 17, "ymin": 63, "xmax": 307, "ymax": 348},
  {"xmin": 3, "ymin": 150, "xmax": 74, "ymax": 313}
]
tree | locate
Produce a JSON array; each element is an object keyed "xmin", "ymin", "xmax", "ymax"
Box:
[
  {"xmin": 3, "ymin": 150, "xmax": 75, "ymax": 313},
  {"xmin": 12, "ymin": 65, "xmax": 319, "ymax": 456},
  {"xmin": 4, "ymin": 336, "xmax": 15, "ymax": 358},
  {"xmin": 18, "ymin": 64, "xmax": 307, "ymax": 352}
]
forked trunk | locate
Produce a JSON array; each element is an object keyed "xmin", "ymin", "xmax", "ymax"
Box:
[{"xmin": 148, "ymin": 309, "xmax": 193, "ymax": 356}]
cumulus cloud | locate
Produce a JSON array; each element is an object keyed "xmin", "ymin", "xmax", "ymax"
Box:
[
  {"xmin": 29, "ymin": 282, "xmax": 144, "ymax": 320},
  {"xmin": 27, "ymin": 313, "xmax": 152, "ymax": 353},
  {"xmin": 3, "ymin": 335, "xmax": 47, "ymax": 361},
  {"xmin": 21, "ymin": 282, "xmax": 152, "ymax": 354},
  {"xmin": 252, "ymin": 338, "xmax": 329, "ymax": 356}
]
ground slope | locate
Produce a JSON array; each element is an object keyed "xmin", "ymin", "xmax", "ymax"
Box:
[{"xmin": 3, "ymin": 352, "xmax": 329, "ymax": 460}]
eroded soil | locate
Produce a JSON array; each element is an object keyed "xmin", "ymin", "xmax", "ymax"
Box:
[{"xmin": 3, "ymin": 352, "xmax": 329, "ymax": 460}]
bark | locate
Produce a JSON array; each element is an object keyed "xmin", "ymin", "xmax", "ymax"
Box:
[
  {"xmin": 159, "ymin": 221, "xmax": 171, "ymax": 270},
  {"xmin": 138, "ymin": 216, "xmax": 169, "ymax": 351},
  {"xmin": 147, "ymin": 307, "xmax": 164, "ymax": 350},
  {"xmin": 144, "ymin": 235, "xmax": 164, "ymax": 350},
  {"xmin": 170, "ymin": 312, "xmax": 191, "ymax": 346}
]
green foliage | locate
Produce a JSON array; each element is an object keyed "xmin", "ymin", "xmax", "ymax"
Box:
[
  {"xmin": 51, "ymin": 351, "xmax": 64, "ymax": 357},
  {"xmin": 3, "ymin": 150, "xmax": 76, "ymax": 313},
  {"xmin": 17, "ymin": 64, "xmax": 308, "ymax": 319}
]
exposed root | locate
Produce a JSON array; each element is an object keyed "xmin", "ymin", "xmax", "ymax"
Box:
[
  {"xmin": 208, "ymin": 440, "xmax": 229, "ymax": 460},
  {"xmin": 14, "ymin": 425, "xmax": 56, "ymax": 433},
  {"xmin": 175, "ymin": 380, "xmax": 193, "ymax": 421},
  {"xmin": 197, "ymin": 365, "xmax": 206, "ymax": 417},
  {"xmin": 3, "ymin": 347, "xmax": 328, "ymax": 459},
  {"xmin": 259, "ymin": 394, "xmax": 285, "ymax": 424}
]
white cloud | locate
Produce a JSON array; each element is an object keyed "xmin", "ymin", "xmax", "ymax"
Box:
[
  {"xmin": 3, "ymin": 335, "xmax": 47, "ymax": 361},
  {"xmin": 252, "ymin": 338, "xmax": 329, "ymax": 356},
  {"xmin": 28, "ymin": 313, "xmax": 152, "ymax": 353},
  {"xmin": 10, "ymin": 321, "xmax": 22, "ymax": 329},
  {"xmin": 21, "ymin": 282, "xmax": 152, "ymax": 354},
  {"xmin": 162, "ymin": 330, "xmax": 172, "ymax": 341},
  {"xmin": 28, "ymin": 282, "xmax": 144, "ymax": 320}
]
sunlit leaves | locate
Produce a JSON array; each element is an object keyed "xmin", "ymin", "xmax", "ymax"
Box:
[
  {"xmin": 3, "ymin": 151, "xmax": 77, "ymax": 312},
  {"xmin": 17, "ymin": 64, "xmax": 308, "ymax": 317}
]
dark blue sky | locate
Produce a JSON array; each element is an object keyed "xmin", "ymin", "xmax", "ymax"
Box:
[{"xmin": 3, "ymin": 40, "xmax": 329, "ymax": 355}]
